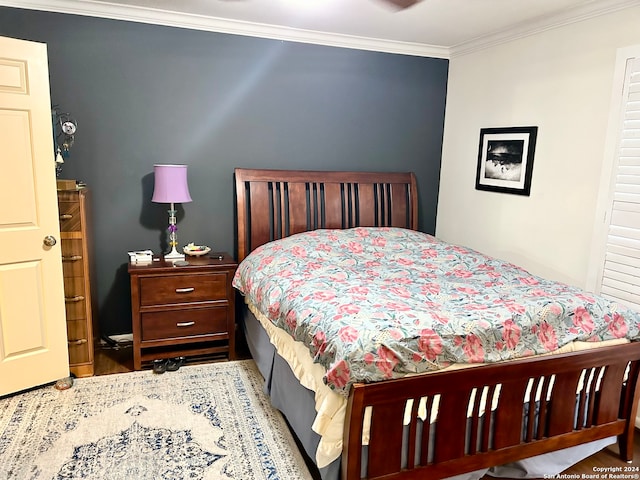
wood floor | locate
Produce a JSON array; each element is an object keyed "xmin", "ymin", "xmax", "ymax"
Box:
[{"xmin": 93, "ymin": 343, "xmax": 640, "ymax": 476}]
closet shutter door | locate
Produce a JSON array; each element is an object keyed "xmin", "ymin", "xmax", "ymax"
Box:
[{"xmin": 599, "ymin": 57, "xmax": 640, "ymax": 311}]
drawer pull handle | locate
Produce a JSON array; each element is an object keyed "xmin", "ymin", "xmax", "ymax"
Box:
[
  {"xmin": 59, "ymin": 214, "xmax": 73, "ymax": 220},
  {"xmin": 65, "ymin": 295, "xmax": 85, "ymax": 303},
  {"xmin": 68, "ymin": 338, "xmax": 87, "ymax": 345},
  {"xmin": 62, "ymin": 255, "xmax": 82, "ymax": 262},
  {"xmin": 176, "ymin": 321, "xmax": 195, "ymax": 327},
  {"xmin": 175, "ymin": 287, "xmax": 195, "ymax": 293}
]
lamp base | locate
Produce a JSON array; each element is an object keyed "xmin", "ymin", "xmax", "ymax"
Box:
[{"xmin": 163, "ymin": 246, "xmax": 185, "ymax": 261}]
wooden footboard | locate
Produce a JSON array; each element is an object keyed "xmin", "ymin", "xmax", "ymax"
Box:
[{"xmin": 342, "ymin": 342, "xmax": 640, "ymax": 480}]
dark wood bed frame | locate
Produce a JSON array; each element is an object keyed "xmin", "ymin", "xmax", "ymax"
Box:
[{"xmin": 234, "ymin": 167, "xmax": 640, "ymax": 480}]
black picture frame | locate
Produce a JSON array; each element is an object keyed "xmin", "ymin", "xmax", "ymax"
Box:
[{"xmin": 475, "ymin": 126, "xmax": 538, "ymax": 196}]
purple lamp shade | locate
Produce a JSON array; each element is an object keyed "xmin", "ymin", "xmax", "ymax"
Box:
[{"xmin": 151, "ymin": 164, "xmax": 193, "ymax": 203}]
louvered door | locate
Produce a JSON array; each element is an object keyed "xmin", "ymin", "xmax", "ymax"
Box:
[{"xmin": 597, "ymin": 56, "xmax": 640, "ymax": 311}]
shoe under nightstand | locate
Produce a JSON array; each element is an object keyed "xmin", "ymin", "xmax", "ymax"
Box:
[{"xmin": 128, "ymin": 252, "xmax": 238, "ymax": 370}]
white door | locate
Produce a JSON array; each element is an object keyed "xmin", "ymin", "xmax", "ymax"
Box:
[
  {"xmin": 0, "ymin": 36, "xmax": 69, "ymax": 396},
  {"xmin": 588, "ymin": 44, "xmax": 640, "ymax": 427},
  {"xmin": 592, "ymin": 55, "xmax": 640, "ymax": 311}
]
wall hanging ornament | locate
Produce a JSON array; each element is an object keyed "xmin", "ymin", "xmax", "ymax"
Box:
[{"xmin": 51, "ymin": 105, "xmax": 78, "ymax": 177}]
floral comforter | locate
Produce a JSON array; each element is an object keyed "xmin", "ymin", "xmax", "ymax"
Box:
[{"xmin": 233, "ymin": 227, "xmax": 640, "ymax": 396}]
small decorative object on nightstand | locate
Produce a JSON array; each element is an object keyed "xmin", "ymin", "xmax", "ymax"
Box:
[
  {"xmin": 183, "ymin": 243, "xmax": 211, "ymax": 257},
  {"xmin": 128, "ymin": 252, "xmax": 238, "ymax": 370}
]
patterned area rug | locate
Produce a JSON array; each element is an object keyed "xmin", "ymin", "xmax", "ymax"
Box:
[{"xmin": 0, "ymin": 360, "xmax": 314, "ymax": 480}]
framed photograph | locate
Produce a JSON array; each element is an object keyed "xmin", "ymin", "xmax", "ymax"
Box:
[{"xmin": 475, "ymin": 126, "xmax": 538, "ymax": 196}]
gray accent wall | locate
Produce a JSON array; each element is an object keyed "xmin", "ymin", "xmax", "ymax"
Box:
[{"xmin": 1, "ymin": 7, "xmax": 448, "ymax": 336}]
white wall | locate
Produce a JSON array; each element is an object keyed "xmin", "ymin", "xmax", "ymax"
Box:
[{"xmin": 437, "ymin": 6, "xmax": 640, "ymax": 289}]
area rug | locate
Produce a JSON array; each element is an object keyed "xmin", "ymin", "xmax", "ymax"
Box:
[{"xmin": 0, "ymin": 360, "xmax": 314, "ymax": 480}]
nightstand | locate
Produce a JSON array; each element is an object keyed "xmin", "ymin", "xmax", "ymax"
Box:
[{"xmin": 128, "ymin": 253, "xmax": 238, "ymax": 370}]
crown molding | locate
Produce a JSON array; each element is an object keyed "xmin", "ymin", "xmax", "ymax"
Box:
[
  {"xmin": 0, "ymin": 0, "xmax": 450, "ymax": 58},
  {"xmin": 450, "ymin": 0, "xmax": 640, "ymax": 57},
  {"xmin": 1, "ymin": 0, "xmax": 638, "ymax": 59}
]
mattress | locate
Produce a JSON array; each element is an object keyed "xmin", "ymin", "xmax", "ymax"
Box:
[
  {"xmin": 245, "ymin": 303, "xmax": 627, "ymax": 468},
  {"xmin": 242, "ymin": 304, "xmax": 615, "ymax": 480},
  {"xmin": 234, "ymin": 228, "xmax": 640, "ymax": 396},
  {"xmin": 234, "ymin": 227, "xmax": 636, "ymax": 475}
]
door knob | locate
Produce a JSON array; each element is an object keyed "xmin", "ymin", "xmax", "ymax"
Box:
[{"xmin": 43, "ymin": 235, "xmax": 57, "ymax": 247}]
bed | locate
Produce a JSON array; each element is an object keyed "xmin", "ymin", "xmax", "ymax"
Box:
[{"xmin": 232, "ymin": 167, "xmax": 640, "ymax": 480}]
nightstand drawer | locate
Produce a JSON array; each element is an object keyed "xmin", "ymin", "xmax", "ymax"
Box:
[
  {"xmin": 139, "ymin": 273, "xmax": 227, "ymax": 306},
  {"xmin": 141, "ymin": 307, "xmax": 228, "ymax": 341},
  {"xmin": 58, "ymin": 201, "xmax": 82, "ymax": 232}
]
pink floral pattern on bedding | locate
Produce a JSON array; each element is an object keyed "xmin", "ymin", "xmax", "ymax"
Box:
[{"xmin": 232, "ymin": 228, "xmax": 640, "ymax": 395}]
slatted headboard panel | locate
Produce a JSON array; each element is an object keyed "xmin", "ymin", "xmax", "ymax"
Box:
[{"xmin": 234, "ymin": 168, "xmax": 418, "ymax": 261}]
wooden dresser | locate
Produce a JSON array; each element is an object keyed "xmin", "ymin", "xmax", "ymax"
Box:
[{"xmin": 57, "ymin": 186, "xmax": 96, "ymax": 377}]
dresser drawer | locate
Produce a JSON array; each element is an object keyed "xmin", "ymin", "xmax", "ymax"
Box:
[
  {"xmin": 139, "ymin": 273, "xmax": 228, "ymax": 306},
  {"xmin": 63, "ymin": 275, "xmax": 86, "ymax": 320},
  {"xmin": 58, "ymin": 201, "xmax": 82, "ymax": 232},
  {"xmin": 63, "ymin": 275, "xmax": 85, "ymax": 297},
  {"xmin": 64, "ymin": 297, "xmax": 87, "ymax": 321},
  {"xmin": 68, "ymin": 342, "xmax": 91, "ymax": 365},
  {"xmin": 61, "ymin": 239, "xmax": 85, "ymax": 277},
  {"xmin": 66, "ymin": 319, "xmax": 90, "ymax": 364},
  {"xmin": 67, "ymin": 343, "xmax": 91, "ymax": 364},
  {"xmin": 141, "ymin": 307, "xmax": 228, "ymax": 341},
  {"xmin": 66, "ymin": 318, "xmax": 88, "ymax": 343}
]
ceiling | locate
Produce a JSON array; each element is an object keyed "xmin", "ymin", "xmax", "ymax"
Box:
[{"xmin": 3, "ymin": 0, "xmax": 639, "ymax": 57}]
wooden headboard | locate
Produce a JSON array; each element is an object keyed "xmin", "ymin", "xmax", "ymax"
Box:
[{"xmin": 234, "ymin": 168, "xmax": 418, "ymax": 261}]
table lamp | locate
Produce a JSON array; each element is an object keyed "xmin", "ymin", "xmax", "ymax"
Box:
[{"xmin": 152, "ymin": 164, "xmax": 192, "ymax": 260}]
